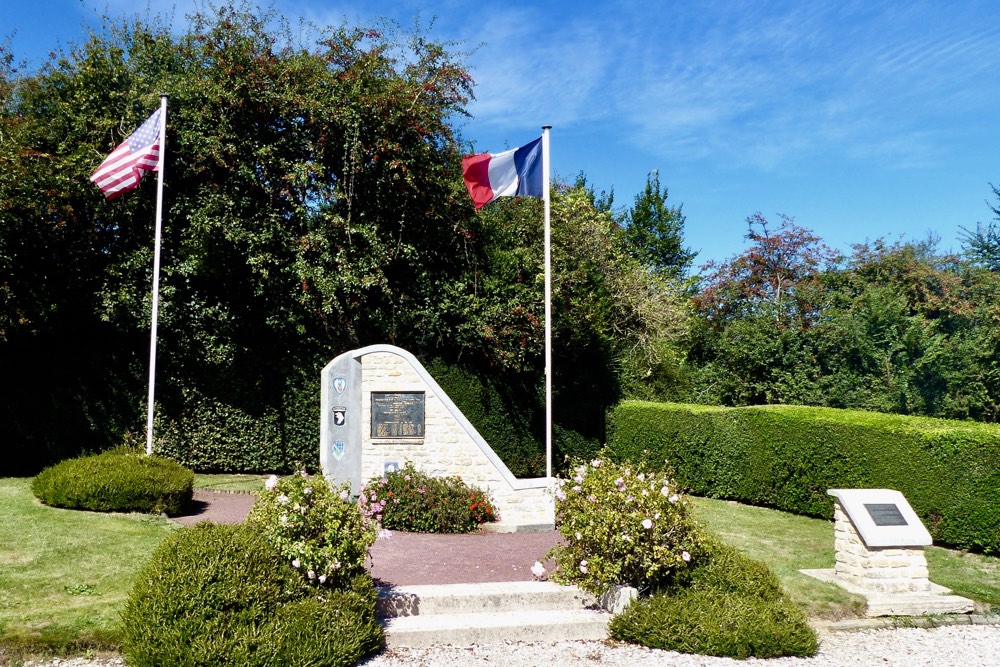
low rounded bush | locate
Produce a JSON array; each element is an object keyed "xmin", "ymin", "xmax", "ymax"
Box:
[
  {"xmin": 610, "ymin": 540, "xmax": 817, "ymax": 659},
  {"xmin": 674, "ymin": 540, "xmax": 784, "ymax": 601},
  {"xmin": 32, "ymin": 448, "xmax": 193, "ymax": 516},
  {"xmin": 359, "ymin": 462, "xmax": 499, "ymax": 533},
  {"xmin": 546, "ymin": 455, "xmax": 706, "ymax": 595},
  {"xmin": 609, "ymin": 588, "xmax": 818, "ymax": 659},
  {"xmin": 120, "ymin": 522, "xmax": 383, "ymax": 667}
]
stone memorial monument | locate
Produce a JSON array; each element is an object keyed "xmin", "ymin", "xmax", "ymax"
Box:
[
  {"xmin": 320, "ymin": 344, "xmax": 554, "ymax": 531},
  {"xmin": 802, "ymin": 488, "xmax": 973, "ymax": 617}
]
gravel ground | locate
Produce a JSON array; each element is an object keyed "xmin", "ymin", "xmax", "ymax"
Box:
[{"xmin": 14, "ymin": 625, "xmax": 1000, "ymax": 667}]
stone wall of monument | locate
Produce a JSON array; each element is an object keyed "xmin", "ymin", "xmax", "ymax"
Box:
[{"xmin": 357, "ymin": 350, "xmax": 553, "ymax": 529}]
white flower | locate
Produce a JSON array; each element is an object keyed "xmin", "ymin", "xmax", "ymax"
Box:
[
  {"xmin": 291, "ymin": 558, "xmax": 301, "ymax": 568},
  {"xmin": 579, "ymin": 559, "xmax": 589, "ymax": 574},
  {"xmin": 660, "ymin": 486, "xmax": 670, "ymax": 497},
  {"xmin": 591, "ymin": 459, "xmax": 602, "ymax": 468},
  {"xmin": 637, "ymin": 473, "xmax": 646, "ymax": 482},
  {"xmin": 575, "ymin": 532, "xmax": 582, "ymax": 541},
  {"xmin": 669, "ymin": 494, "xmax": 679, "ymax": 504},
  {"xmin": 642, "ymin": 518, "xmax": 653, "ymax": 530},
  {"xmin": 531, "ymin": 561, "xmax": 546, "ymax": 578},
  {"xmin": 574, "ymin": 474, "xmax": 584, "ymax": 484},
  {"xmin": 307, "ymin": 569, "xmax": 316, "ymax": 580},
  {"xmin": 682, "ymin": 551, "xmax": 691, "ymax": 562},
  {"xmin": 277, "ymin": 494, "xmax": 290, "ymax": 505},
  {"xmin": 318, "ymin": 574, "xmax": 327, "ymax": 584},
  {"xmin": 265, "ymin": 475, "xmax": 279, "ymax": 491},
  {"xmin": 303, "ymin": 486, "xmax": 313, "ymax": 495},
  {"xmin": 280, "ymin": 514, "xmax": 288, "ymax": 526},
  {"xmin": 340, "ymin": 490, "xmax": 350, "ymax": 502}
]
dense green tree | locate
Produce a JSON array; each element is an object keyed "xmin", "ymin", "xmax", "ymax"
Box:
[
  {"xmin": 959, "ymin": 183, "xmax": 1000, "ymax": 271},
  {"xmin": 622, "ymin": 170, "xmax": 695, "ymax": 279},
  {"xmin": 2, "ymin": 3, "xmax": 695, "ymax": 474},
  {"xmin": 684, "ymin": 226, "xmax": 1000, "ymax": 423},
  {"xmin": 0, "ymin": 4, "xmax": 479, "ymax": 473}
]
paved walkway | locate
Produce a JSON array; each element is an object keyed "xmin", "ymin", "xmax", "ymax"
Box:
[{"xmin": 172, "ymin": 490, "xmax": 562, "ymax": 585}]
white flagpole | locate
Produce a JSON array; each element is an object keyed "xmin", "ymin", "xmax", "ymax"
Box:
[
  {"xmin": 145, "ymin": 94, "xmax": 168, "ymax": 456},
  {"xmin": 542, "ymin": 125, "xmax": 552, "ymax": 479}
]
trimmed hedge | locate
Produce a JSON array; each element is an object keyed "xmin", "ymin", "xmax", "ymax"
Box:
[
  {"xmin": 610, "ymin": 541, "xmax": 817, "ymax": 658},
  {"xmin": 607, "ymin": 402, "xmax": 1000, "ymax": 553},
  {"xmin": 32, "ymin": 448, "xmax": 193, "ymax": 516},
  {"xmin": 120, "ymin": 523, "xmax": 383, "ymax": 667}
]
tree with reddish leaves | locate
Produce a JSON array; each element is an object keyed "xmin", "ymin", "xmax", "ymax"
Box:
[{"xmin": 694, "ymin": 213, "xmax": 839, "ymax": 330}]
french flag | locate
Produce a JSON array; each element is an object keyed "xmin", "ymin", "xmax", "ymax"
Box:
[{"xmin": 461, "ymin": 137, "xmax": 543, "ymax": 209}]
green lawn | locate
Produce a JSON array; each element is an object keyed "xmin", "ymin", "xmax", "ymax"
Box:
[{"xmin": 0, "ymin": 478, "xmax": 178, "ymax": 653}]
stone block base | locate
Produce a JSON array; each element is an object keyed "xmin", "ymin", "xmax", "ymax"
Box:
[{"xmin": 801, "ymin": 568, "xmax": 974, "ymax": 618}]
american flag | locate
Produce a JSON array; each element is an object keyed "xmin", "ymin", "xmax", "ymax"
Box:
[{"xmin": 90, "ymin": 108, "xmax": 162, "ymax": 200}]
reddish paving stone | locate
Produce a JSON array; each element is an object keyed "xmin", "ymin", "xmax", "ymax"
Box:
[{"xmin": 171, "ymin": 490, "xmax": 563, "ymax": 585}]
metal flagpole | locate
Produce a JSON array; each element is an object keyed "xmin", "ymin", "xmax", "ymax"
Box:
[
  {"xmin": 542, "ymin": 125, "xmax": 552, "ymax": 478},
  {"xmin": 145, "ymin": 94, "xmax": 168, "ymax": 456}
]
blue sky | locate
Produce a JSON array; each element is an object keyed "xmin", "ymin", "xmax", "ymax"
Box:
[{"xmin": 3, "ymin": 0, "xmax": 999, "ymax": 267}]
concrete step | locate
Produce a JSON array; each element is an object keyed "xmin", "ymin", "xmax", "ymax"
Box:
[
  {"xmin": 378, "ymin": 581, "xmax": 596, "ymax": 617},
  {"xmin": 382, "ymin": 608, "xmax": 610, "ymax": 648},
  {"xmin": 377, "ymin": 581, "xmax": 610, "ymax": 647}
]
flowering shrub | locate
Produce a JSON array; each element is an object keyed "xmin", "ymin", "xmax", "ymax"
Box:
[
  {"xmin": 247, "ymin": 471, "xmax": 378, "ymax": 589},
  {"xmin": 547, "ymin": 454, "xmax": 706, "ymax": 595},
  {"xmin": 359, "ymin": 462, "xmax": 498, "ymax": 533}
]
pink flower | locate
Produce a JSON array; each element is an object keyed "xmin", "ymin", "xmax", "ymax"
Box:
[
  {"xmin": 340, "ymin": 490, "xmax": 350, "ymax": 501},
  {"xmin": 591, "ymin": 459, "xmax": 602, "ymax": 468}
]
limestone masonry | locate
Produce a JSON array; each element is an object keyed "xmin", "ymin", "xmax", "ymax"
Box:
[{"xmin": 321, "ymin": 345, "xmax": 554, "ymax": 530}]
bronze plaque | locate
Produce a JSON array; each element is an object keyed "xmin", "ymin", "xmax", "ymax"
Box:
[
  {"xmin": 864, "ymin": 503, "xmax": 908, "ymax": 527},
  {"xmin": 371, "ymin": 392, "xmax": 425, "ymax": 438}
]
